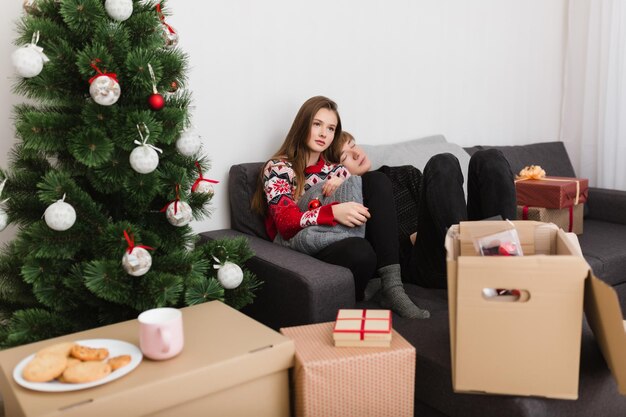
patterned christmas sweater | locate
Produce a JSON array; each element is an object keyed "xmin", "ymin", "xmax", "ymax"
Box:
[{"xmin": 263, "ymin": 156, "xmax": 351, "ymax": 241}]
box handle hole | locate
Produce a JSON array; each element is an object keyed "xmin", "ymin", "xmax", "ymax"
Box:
[{"xmin": 482, "ymin": 288, "xmax": 530, "ymax": 302}]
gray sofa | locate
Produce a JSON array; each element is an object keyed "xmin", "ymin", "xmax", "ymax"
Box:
[{"xmin": 201, "ymin": 136, "xmax": 626, "ymax": 417}]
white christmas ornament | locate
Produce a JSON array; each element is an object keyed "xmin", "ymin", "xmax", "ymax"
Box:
[
  {"xmin": 193, "ymin": 181, "xmax": 214, "ymax": 196},
  {"xmin": 44, "ymin": 194, "xmax": 76, "ymax": 231},
  {"xmin": 105, "ymin": 0, "xmax": 133, "ymax": 22},
  {"xmin": 0, "ymin": 181, "xmax": 8, "ymax": 231},
  {"xmin": 0, "ymin": 208, "xmax": 8, "ymax": 232},
  {"xmin": 122, "ymin": 247, "xmax": 152, "ymax": 276},
  {"xmin": 129, "ymin": 124, "xmax": 162, "ymax": 174},
  {"xmin": 12, "ymin": 31, "xmax": 49, "ymax": 78},
  {"xmin": 89, "ymin": 75, "xmax": 121, "ymax": 106},
  {"xmin": 175, "ymin": 131, "xmax": 201, "ymax": 157},
  {"xmin": 130, "ymin": 145, "xmax": 159, "ymax": 174},
  {"xmin": 165, "ymin": 201, "xmax": 192, "ymax": 227},
  {"xmin": 216, "ymin": 261, "xmax": 243, "ymax": 289}
]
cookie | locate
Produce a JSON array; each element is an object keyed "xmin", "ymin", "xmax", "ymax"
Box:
[
  {"xmin": 22, "ymin": 352, "xmax": 68, "ymax": 383},
  {"xmin": 66, "ymin": 357, "xmax": 82, "ymax": 367},
  {"xmin": 70, "ymin": 344, "xmax": 109, "ymax": 361},
  {"xmin": 36, "ymin": 342, "xmax": 76, "ymax": 358},
  {"xmin": 62, "ymin": 361, "xmax": 112, "ymax": 383},
  {"xmin": 108, "ymin": 355, "xmax": 131, "ymax": 371}
]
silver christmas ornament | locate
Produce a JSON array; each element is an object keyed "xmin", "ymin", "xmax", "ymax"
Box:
[
  {"xmin": 165, "ymin": 201, "xmax": 192, "ymax": 227},
  {"xmin": 122, "ymin": 247, "xmax": 152, "ymax": 276},
  {"xmin": 193, "ymin": 181, "xmax": 214, "ymax": 196},
  {"xmin": 89, "ymin": 75, "xmax": 121, "ymax": 106},
  {"xmin": 162, "ymin": 25, "xmax": 179, "ymax": 49}
]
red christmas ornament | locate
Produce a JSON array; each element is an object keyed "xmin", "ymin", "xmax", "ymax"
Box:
[
  {"xmin": 148, "ymin": 93, "xmax": 165, "ymax": 111},
  {"xmin": 169, "ymin": 80, "xmax": 179, "ymax": 93},
  {"xmin": 308, "ymin": 199, "xmax": 321, "ymax": 210}
]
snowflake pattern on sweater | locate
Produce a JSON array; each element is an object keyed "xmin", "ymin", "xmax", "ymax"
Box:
[{"xmin": 263, "ymin": 157, "xmax": 351, "ymax": 240}]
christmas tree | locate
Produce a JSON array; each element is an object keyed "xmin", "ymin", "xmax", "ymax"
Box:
[{"xmin": 0, "ymin": 0, "xmax": 260, "ymax": 348}]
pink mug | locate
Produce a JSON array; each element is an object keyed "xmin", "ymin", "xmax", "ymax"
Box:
[{"xmin": 138, "ymin": 307, "xmax": 184, "ymax": 360}]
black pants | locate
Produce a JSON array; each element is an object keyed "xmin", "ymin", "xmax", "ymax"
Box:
[
  {"xmin": 314, "ymin": 171, "xmax": 400, "ymax": 300},
  {"xmin": 409, "ymin": 149, "xmax": 516, "ymax": 288}
]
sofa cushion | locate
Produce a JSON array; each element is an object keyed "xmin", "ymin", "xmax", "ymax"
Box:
[
  {"xmin": 228, "ymin": 162, "xmax": 268, "ymax": 240},
  {"xmin": 465, "ymin": 142, "xmax": 577, "ymax": 178},
  {"xmin": 578, "ymin": 219, "xmax": 626, "ymax": 287},
  {"xmin": 361, "ymin": 135, "xmax": 471, "ymax": 196}
]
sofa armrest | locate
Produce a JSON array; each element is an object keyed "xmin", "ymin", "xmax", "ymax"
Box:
[
  {"xmin": 586, "ymin": 187, "xmax": 626, "ymax": 225},
  {"xmin": 200, "ymin": 229, "xmax": 356, "ymax": 329}
]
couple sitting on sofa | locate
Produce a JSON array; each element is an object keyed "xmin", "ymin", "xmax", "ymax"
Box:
[{"xmin": 252, "ymin": 96, "xmax": 516, "ymax": 319}]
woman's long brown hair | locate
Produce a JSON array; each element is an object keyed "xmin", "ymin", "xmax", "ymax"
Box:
[{"xmin": 251, "ymin": 96, "xmax": 343, "ymax": 215}]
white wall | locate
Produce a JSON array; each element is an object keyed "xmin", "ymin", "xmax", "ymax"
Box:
[{"xmin": 0, "ymin": 0, "xmax": 567, "ymax": 243}]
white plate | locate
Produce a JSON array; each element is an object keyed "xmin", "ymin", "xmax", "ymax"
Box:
[{"xmin": 13, "ymin": 338, "xmax": 143, "ymax": 392}]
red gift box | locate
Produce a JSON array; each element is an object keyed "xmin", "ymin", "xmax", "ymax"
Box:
[{"xmin": 515, "ymin": 176, "xmax": 588, "ymax": 209}]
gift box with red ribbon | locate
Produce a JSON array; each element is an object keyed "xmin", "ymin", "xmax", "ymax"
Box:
[
  {"xmin": 332, "ymin": 309, "xmax": 392, "ymax": 347},
  {"xmin": 515, "ymin": 176, "xmax": 589, "ymax": 209},
  {"xmin": 517, "ymin": 204, "xmax": 584, "ymax": 234},
  {"xmin": 281, "ymin": 320, "xmax": 415, "ymax": 417}
]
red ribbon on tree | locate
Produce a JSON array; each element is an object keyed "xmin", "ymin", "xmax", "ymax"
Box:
[
  {"xmin": 191, "ymin": 161, "xmax": 219, "ymax": 192},
  {"xmin": 89, "ymin": 58, "xmax": 118, "ymax": 84},
  {"xmin": 160, "ymin": 184, "xmax": 182, "ymax": 214},
  {"xmin": 156, "ymin": 3, "xmax": 176, "ymax": 34},
  {"xmin": 123, "ymin": 230, "xmax": 154, "ymax": 254}
]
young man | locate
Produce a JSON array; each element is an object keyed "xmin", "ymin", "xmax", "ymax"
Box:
[{"xmin": 339, "ymin": 132, "xmax": 516, "ymax": 289}]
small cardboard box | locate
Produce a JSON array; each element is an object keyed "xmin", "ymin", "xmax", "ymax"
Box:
[
  {"xmin": 0, "ymin": 301, "xmax": 295, "ymax": 417},
  {"xmin": 332, "ymin": 309, "xmax": 392, "ymax": 347},
  {"xmin": 517, "ymin": 203, "xmax": 584, "ymax": 234},
  {"xmin": 446, "ymin": 221, "xmax": 589, "ymax": 399},
  {"xmin": 281, "ymin": 321, "xmax": 415, "ymax": 417},
  {"xmin": 515, "ymin": 176, "xmax": 588, "ymax": 209}
]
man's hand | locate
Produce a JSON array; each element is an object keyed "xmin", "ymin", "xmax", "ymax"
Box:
[
  {"xmin": 331, "ymin": 202, "xmax": 370, "ymax": 227},
  {"xmin": 322, "ymin": 176, "xmax": 344, "ymax": 197}
]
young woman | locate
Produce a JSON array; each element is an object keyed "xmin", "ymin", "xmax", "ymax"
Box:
[
  {"xmin": 339, "ymin": 131, "xmax": 516, "ymax": 289},
  {"xmin": 252, "ymin": 96, "xmax": 429, "ymax": 319}
]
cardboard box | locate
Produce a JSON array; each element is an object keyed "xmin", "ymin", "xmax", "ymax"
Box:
[
  {"xmin": 446, "ymin": 221, "xmax": 589, "ymax": 399},
  {"xmin": 517, "ymin": 204, "xmax": 584, "ymax": 234},
  {"xmin": 332, "ymin": 309, "xmax": 392, "ymax": 347},
  {"xmin": 515, "ymin": 176, "xmax": 588, "ymax": 209},
  {"xmin": 281, "ymin": 322, "xmax": 415, "ymax": 417},
  {"xmin": 0, "ymin": 301, "xmax": 295, "ymax": 417}
]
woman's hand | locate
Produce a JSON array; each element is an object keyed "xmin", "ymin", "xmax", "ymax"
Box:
[
  {"xmin": 322, "ymin": 176, "xmax": 344, "ymax": 197},
  {"xmin": 331, "ymin": 202, "xmax": 370, "ymax": 227}
]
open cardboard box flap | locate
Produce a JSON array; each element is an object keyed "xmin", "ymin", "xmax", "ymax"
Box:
[
  {"xmin": 552, "ymin": 223, "xmax": 626, "ymax": 396},
  {"xmin": 584, "ymin": 274, "xmax": 626, "ymax": 395}
]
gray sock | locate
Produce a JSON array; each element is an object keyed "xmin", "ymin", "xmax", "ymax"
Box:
[
  {"xmin": 363, "ymin": 277, "xmax": 381, "ymax": 302},
  {"xmin": 378, "ymin": 264, "xmax": 430, "ymax": 319}
]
